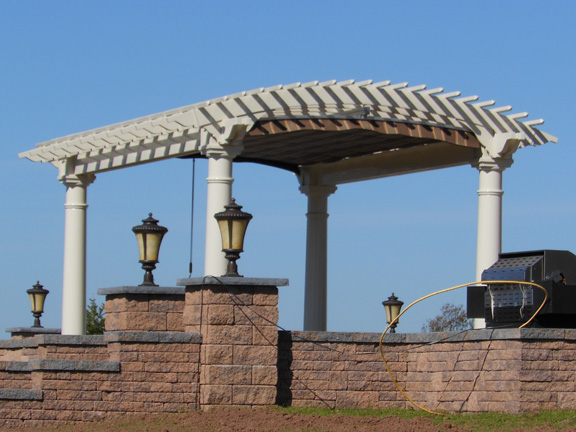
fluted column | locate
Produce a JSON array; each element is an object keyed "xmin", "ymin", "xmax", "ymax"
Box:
[
  {"xmin": 473, "ymin": 154, "xmax": 513, "ymax": 328},
  {"xmin": 204, "ymin": 150, "xmax": 235, "ymax": 277},
  {"xmin": 60, "ymin": 174, "xmax": 95, "ymax": 335},
  {"xmin": 300, "ymin": 184, "xmax": 337, "ymax": 331}
]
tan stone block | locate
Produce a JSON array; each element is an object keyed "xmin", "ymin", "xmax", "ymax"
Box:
[
  {"xmin": 206, "ymin": 324, "xmax": 252, "ymax": 345},
  {"xmin": 120, "ymin": 312, "xmax": 167, "ymax": 331},
  {"xmin": 233, "ymin": 345, "xmax": 276, "ymax": 366},
  {"xmin": 234, "ymin": 305, "xmax": 278, "ymax": 327},
  {"xmin": 201, "ymin": 384, "xmax": 232, "ymax": 405},
  {"xmin": 204, "ymin": 344, "xmax": 233, "ymax": 365},
  {"xmin": 149, "ymin": 297, "xmax": 184, "ymax": 313},
  {"xmin": 185, "ymin": 288, "xmax": 203, "ymax": 305},
  {"xmin": 166, "ymin": 312, "xmax": 184, "ymax": 332},
  {"xmin": 183, "ymin": 304, "xmax": 202, "ymax": 326},
  {"xmin": 252, "ymin": 365, "xmax": 277, "ymax": 385},
  {"xmin": 204, "ymin": 287, "xmax": 253, "ymax": 306},
  {"xmin": 253, "ymin": 289, "xmax": 278, "ymax": 306},
  {"xmin": 204, "ymin": 364, "xmax": 252, "ymax": 385},
  {"xmin": 207, "ymin": 304, "xmax": 235, "ymax": 325},
  {"xmin": 232, "ymin": 385, "xmax": 276, "ymax": 405},
  {"xmin": 252, "ymin": 325, "xmax": 278, "ymax": 346}
]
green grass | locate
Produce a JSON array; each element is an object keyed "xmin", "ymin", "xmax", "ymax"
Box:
[{"xmin": 276, "ymin": 406, "xmax": 576, "ymax": 431}]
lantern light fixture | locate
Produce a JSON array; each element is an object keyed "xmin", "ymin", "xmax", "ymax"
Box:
[
  {"xmin": 382, "ymin": 293, "xmax": 404, "ymax": 333},
  {"xmin": 214, "ymin": 198, "xmax": 253, "ymax": 277},
  {"xmin": 27, "ymin": 281, "xmax": 49, "ymax": 328},
  {"xmin": 132, "ymin": 213, "xmax": 168, "ymax": 286}
]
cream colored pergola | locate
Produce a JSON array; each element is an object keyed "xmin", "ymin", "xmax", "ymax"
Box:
[{"xmin": 20, "ymin": 79, "xmax": 557, "ymax": 335}]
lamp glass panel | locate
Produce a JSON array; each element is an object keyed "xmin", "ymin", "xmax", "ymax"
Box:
[
  {"xmin": 143, "ymin": 233, "xmax": 164, "ymax": 261},
  {"xmin": 384, "ymin": 305, "xmax": 392, "ymax": 324},
  {"xmin": 217, "ymin": 220, "xmax": 231, "ymax": 250},
  {"xmin": 230, "ymin": 219, "xmax": 248, "ymax": 250},
  {"xmin": 390, "ymin": 304, "xmax": 402, "ymax": 323},
  {"xmin": 29, "ymin": 293, "xmax": 46, "ymax": 313},
  {"xmin": 136, "ymin": 233, "xmax": 146, "ymax": 261}
]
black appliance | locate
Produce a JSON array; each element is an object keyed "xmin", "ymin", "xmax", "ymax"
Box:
[{"xmin": 467, "ymin": 250, "xmax": 576, "ymax": 328}]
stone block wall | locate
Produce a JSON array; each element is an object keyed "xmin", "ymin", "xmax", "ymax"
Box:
[
  {"xmin": 0, "ymin": 332, "xmax": 200, "ymax": 428},
  {"xmin": 277, "ymin": 328, "xmax": 576, "ymax": 413},
  {"xmin": 181, "ymin": 278, "xmax": 283, "ymax": 409},
  {"xmin": 100, "ymin": 287, "xmax": 185, "ymax": 332},
  {"xmin": 3, "ymin": 278, "xmax": 576, "ymax": 427}
]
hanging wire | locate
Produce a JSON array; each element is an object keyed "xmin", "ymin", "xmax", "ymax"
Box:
[{"xmin": 188, "ymin": 158, "xmax": 196, "ymax": 277}]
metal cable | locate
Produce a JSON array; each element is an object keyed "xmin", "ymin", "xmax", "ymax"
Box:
[{"xmin": 378, "ymin": 280, "xmax": 549, "ymax": 415}]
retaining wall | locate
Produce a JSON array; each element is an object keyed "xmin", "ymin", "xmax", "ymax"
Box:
[{"xmin": 2, "ymin": 278, "xmax": 576, "ymax": 427}]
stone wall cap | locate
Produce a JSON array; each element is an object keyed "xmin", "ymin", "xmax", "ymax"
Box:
[
  {"xmin": 105, "ymin": 331, "xmax": 201, "ymax": 344},
  {"xmin": 281, "ymin": 328, "xmax": 576, "ymax": 346},
  {"xmin": 177, "ymin": 276, "xmax": 289, "ymax": 287},
  {"xmin": 0, "ymin": 339, "xmax": 38, "ymax": 349},
  {"xmin": 28, "ymin": 359, "xmax": 120, "ymax": 372},
  {"xmin": 0, "ymin": 361, "xmax": 32, "ymax": 372},
  {"xmin": 5, "ymin": 327, "xmax": 61, "ymax": 335},
  {"xmin": 0, "ymin": 388, "xmax": 43, "ymax": 401},
  {"xmin": 34, "ymin": 334, "xmax": 107, "ymax": 346},
  {"xmin": 97, "ymin": 286, "xmax": 185, "ymax": 296}
]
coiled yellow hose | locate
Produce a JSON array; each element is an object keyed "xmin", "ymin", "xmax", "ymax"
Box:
[{"xmin": 378, "ymin": 280, "xmax": 549, "ymax": 415}]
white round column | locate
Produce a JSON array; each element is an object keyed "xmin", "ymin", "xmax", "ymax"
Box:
[
  {"xmin": 300, "ymin": 184, "xmax": 337, "ymax": 331},
  {"xmin": 473, "ymin": 155, "xmax": 512, "ymax": 328},
  {"xmin": 61, "ymin": 174, "xmax": 95, "ymax": 335},
  {"xmin": 204, "ymin": 151, "xmax": 234, "ymax": 276}
]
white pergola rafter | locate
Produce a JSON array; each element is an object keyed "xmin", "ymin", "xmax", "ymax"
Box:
[{"xmin": 20, "ymin": 79, "xmax": 556, "ymax": 175}]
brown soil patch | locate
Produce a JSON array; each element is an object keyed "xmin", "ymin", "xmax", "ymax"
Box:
[{"xmin": 3, "ymin": 407, "xmax": 576, "ymax": 432}]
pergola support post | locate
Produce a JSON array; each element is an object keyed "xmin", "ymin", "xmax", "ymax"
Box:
[
  {"xmin": 204, "ymin": 150, "xmax": 235, "ymax": 277},
  {"xmin": 60, "ymin": 173, "xmax": 95, "ymax": 335},
  {"xmin": 300, "ymin": 184, "xmax": 337, "ymax": 331},
  {"xmin": 473, "ymin": 153, "xmax": 513, "ymax": 328}
]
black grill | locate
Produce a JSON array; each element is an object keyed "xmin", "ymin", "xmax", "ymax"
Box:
[{"xmin": 467, "ymin": 250, "xmax": 576, "ymax": 328}]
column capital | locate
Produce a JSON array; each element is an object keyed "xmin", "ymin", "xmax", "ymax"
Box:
[
  {"xmin": 59, "ymin": 173, "xmax": 96, "ymax": 188},
  {"xmin": 471, "ymin": 154, "xmax": 514, "ymax": 173},
  {"xmin": 299, "ymin": 184, "xmax": 337, "ymax": 198}
]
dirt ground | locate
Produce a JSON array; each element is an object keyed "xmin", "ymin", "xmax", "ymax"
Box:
[{"xmin": 4, "ymin": 407, "xmax": 576, "ymax": 432}]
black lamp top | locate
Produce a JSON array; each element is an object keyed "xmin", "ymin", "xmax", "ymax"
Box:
[
  {"xmin": 214, "ymin": 199, "xmax": 253, "ymax": 221},
  {"xmin": 132, "ymin": 213, "xmax": 168, "ymax": 234},
  {"xmin": 27, "ymin": 281, "xmax": 49, "ymax": 295}
]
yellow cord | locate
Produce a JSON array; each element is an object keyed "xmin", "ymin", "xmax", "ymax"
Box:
[{"xmin": 378, "ymin": 280, "xmax": 549, "ymax": 415}]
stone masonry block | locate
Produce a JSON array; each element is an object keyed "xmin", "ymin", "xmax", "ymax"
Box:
[
  {"xmin": 166, "ymin": 312, "xmax": 184, "ymax": 332},
  {"xmin": 234, "ymin": 305, "xmax": 278, "ymax": 327},
  {"xmin": 204, "ymin": 364, "xmax": 252, "ymax": 385},
  {"xmin": 204, "ymin": 344, "xmax": 233, "ymax": 365},
  {"xmin": 252, "ymin": 325, "xmax": 279, "ymax": 346},
  {"xmin": 207, "ymin": 305, "xmax": 235, "ymax": 325},
  {"xmin": 232, "ymin": 385, "xmax": 276, "ymax": 406},
  {"xmin": 105, "ymin": 296, "xmax": 150, "ymax": 314},
  {"xmin": 253, "ymin": 288, "xmax": 279, "ymax": 306},
  {"xmin": 116, "ymin": 312, "xmax": 167, "ymax": 332},
  {"xmin": 233, "ymin": 345, "xmax": 276, "ymax": 366},
  {"xmin": 149, "ymin": 297, "xmax": 184, "ymax": 313},
  {"xmin": 252, "ymin": 365, "xmax": 277, "ymax": 386},
  {"xmin": 201, "ymin": 384, "xmax": 232, "ymax": 405},
  {"xmin": 206, "ymin": 325, "xmax": 252, "ymax": 345},
  {"xmin": 203, "ymin": 288, "xmax": 253, "ymax": 306},
  {"xmin": 183, "ymin": 304, "xmax": 202, "ymax": 326}
]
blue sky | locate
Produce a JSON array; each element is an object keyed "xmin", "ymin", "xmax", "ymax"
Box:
[{"xmin": 1, "ymin": 1, "xmax": 574, "ymax": 335}]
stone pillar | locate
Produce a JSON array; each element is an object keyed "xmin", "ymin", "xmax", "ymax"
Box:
[
  {"xmin": 60, "ymin": 174, "xmax": 95, "ymax": 335},
  {"xmin": 204, "ymin": 150, "xmax": 235, "ymax": 277},
  {"xmin": 179, "ymin": 276, "xmax": 288, "ymax": 409},
  {"xmin": 299, "ymin": 184, "xmax": 337, "ymax": 331},
  {"xmin": 473, "ymin": 154, "xmax": 513, "ymax": 328}
]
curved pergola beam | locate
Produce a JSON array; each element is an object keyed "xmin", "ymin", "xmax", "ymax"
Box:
[{"xmin": 19, "ymin": 79, "xmax": 556, "ymax": 176}]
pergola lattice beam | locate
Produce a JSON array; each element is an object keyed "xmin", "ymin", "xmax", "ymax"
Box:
[{"xmin": 20, "ymin": 80, "xmax": 557, "ymax": 175}]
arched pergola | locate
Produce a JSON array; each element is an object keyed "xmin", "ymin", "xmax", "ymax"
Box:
[{"xmin": 20, "ymin": 79, "xmax": 557, "ymax": 335}]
